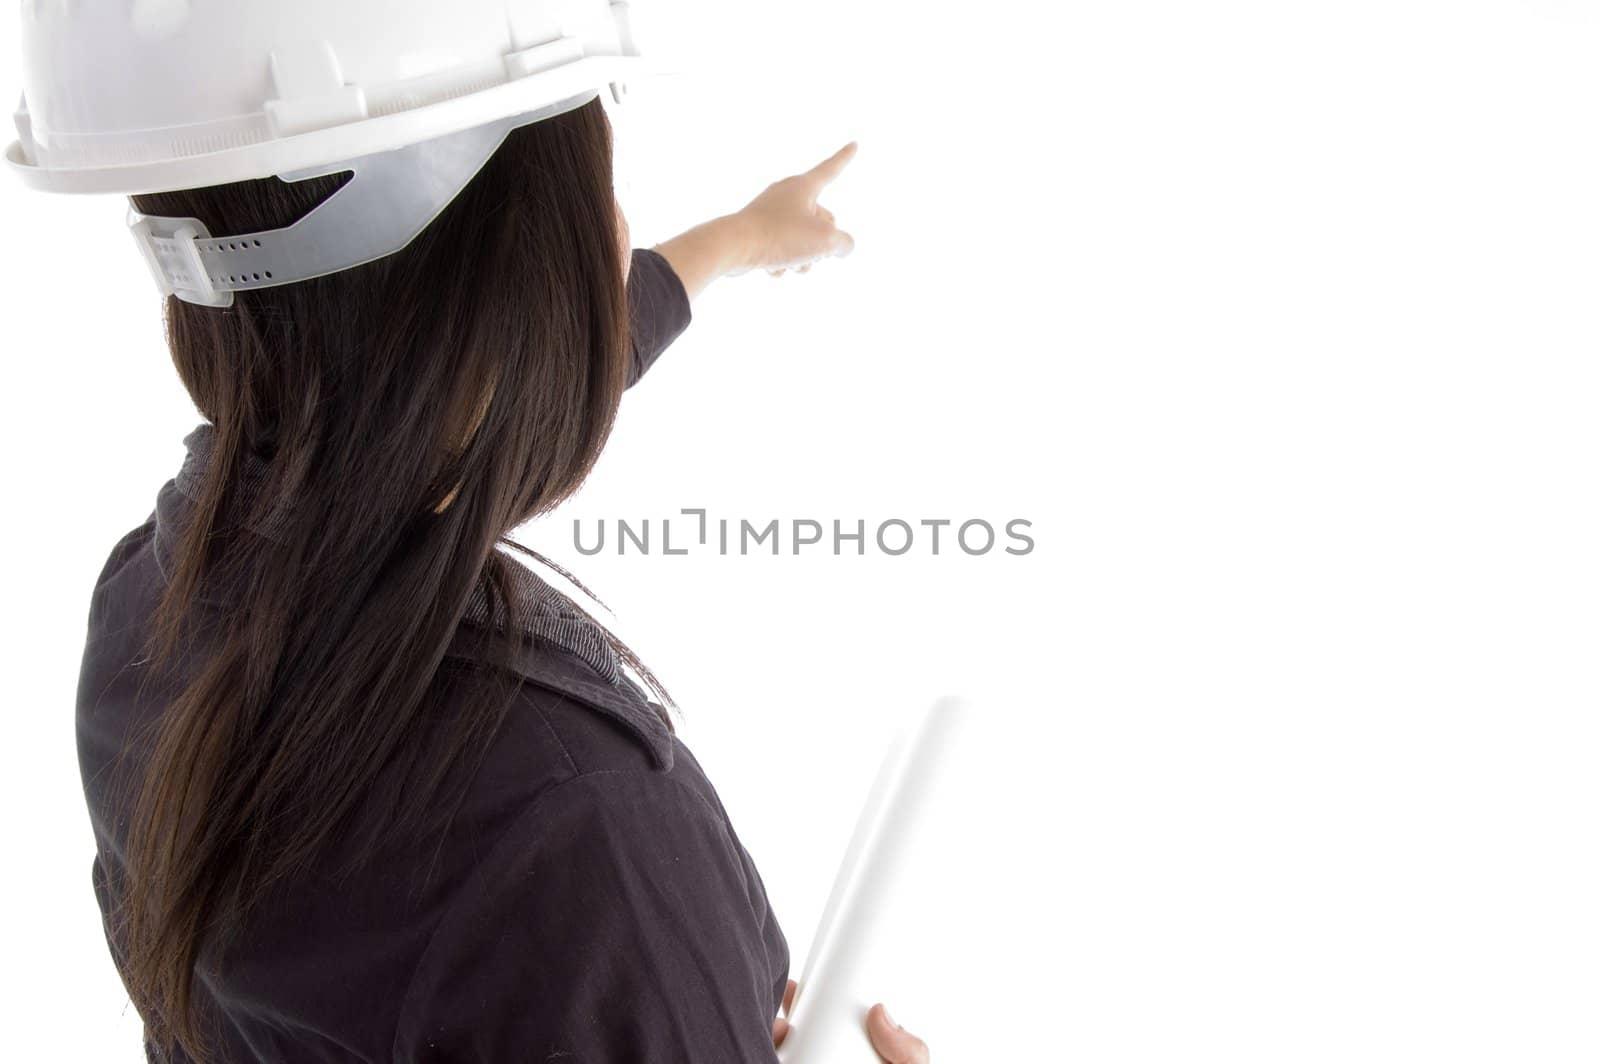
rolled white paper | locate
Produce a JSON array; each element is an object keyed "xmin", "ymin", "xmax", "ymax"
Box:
[{"xmin": 777, "ymin": 696, "xmax": 969, "ymax": 1064}]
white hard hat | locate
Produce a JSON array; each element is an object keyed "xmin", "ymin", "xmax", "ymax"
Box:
[{"xmin": 6, "ymin": 0, "xmax": 668, "ymax": 306}]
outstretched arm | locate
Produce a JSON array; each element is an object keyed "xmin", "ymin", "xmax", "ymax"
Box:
[
  {"xmin": 626, "ymin": 141, "xmax": 859, "ymax": 389},
  {"xmin": 653, "ymin": 141, "xmax": 859, "ymax": 299}
]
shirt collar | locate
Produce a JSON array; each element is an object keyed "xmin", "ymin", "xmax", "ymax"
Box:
[{"xmin": 153, "ymin": 421, "xmax": 674, "ymax": 770}]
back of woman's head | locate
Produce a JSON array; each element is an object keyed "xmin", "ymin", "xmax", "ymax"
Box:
[
  {"xmin": 134, "ymin": 94, "xmax": 628, "ymax": 540},
  {"xmin": 119, "ymin": 95, "xmax": 653, "ymax": 1062}
]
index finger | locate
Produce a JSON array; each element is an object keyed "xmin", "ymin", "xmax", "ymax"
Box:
[{"xmin": 803, "ymin": 140, "xmax": 858, "ymax": 191}]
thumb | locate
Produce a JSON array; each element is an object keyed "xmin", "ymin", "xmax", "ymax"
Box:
[{"xmin": 866, "ymin": 1003, "xmax": 929, "ymax": 1064}]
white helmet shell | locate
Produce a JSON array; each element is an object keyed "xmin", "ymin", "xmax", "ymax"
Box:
[{"xmin": 8, "ymin": 0, "xmax": 655, "ymax": 195}]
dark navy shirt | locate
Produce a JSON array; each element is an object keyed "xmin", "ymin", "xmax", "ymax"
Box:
[{"xmin": 75, "ymin": 247, "xmax": 791, "ymax": 1062}]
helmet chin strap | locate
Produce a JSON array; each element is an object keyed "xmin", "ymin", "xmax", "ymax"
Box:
[{"xmin": 126, "ymin": 89, "xmax": 600, "ymax": 308}]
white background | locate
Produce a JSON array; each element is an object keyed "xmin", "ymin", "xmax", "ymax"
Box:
[{"xmin": 3, "ymin": 0, "xmax": 1599, "ymax": 1059}]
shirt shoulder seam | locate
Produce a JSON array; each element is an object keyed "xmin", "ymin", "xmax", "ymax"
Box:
[{"xmin": 529, "ymin": 691, "xmax": 581, "ymax": 776}]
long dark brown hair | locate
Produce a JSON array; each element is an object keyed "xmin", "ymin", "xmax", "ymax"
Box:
[{"xmin": 117, "ymin": 94, "xmax": 669, "ymax": 1061}]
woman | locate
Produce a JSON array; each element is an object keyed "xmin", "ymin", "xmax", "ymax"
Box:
[
  {"xmin": 69, "ymin": 87, "xmax": 934, "ymax": 1064},
  {"xmin": 13, "ymin": 6, "xmax": 933, "ymax": 1063}
]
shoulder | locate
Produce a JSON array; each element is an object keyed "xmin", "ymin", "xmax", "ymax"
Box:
[
  {"xmin": 93, "ymin": 511, "xmax": 158, "ymax": 588},
  {"xmin": 456, "ymin": 678, "xmax": 749, "ymax": 896},
  {"xmin": 442, "ymin": 667, "xmax": 681, "ymax": 833},
  {"xmin": 493, "ymin": 677, "xmax": 750, "ymax": 877},
  {"xmin": 82, "ymin": 511, "xmax": 159, "ymax": 640},
  {"xmin": 521, "ymin": 677, "xmax": 670, "ymax": 775}
]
